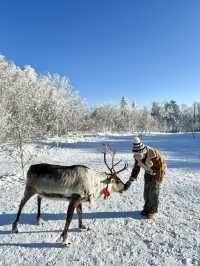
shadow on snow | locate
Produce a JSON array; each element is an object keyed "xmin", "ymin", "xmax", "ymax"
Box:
[
  {"xmin": 0, "ymin": 210, "xmax": 142, "ymax": 229},
  {"xmin": 0, "ymin": 242, "xmax": 64, "ymax": 249},
  {"xmin": 0, "ymin": 211, "xmax": 142, "ymax": 248},
  {"xmin": 37, "ymin": 133, "xmax": 200, "ymax": 170}
]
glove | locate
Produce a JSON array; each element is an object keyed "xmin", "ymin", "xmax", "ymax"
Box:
[{"xmin": 124, "ymin": 180, "xmax": 132, "ymax": 191}]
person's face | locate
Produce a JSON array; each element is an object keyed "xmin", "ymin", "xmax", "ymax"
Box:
[{"xmin": 134, "ymin": 150, "xmax": 146, "ymax": 160}]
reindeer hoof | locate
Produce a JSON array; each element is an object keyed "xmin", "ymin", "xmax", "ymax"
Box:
[
  {"xmin": 36, "ymin": 218, "xmax": 45, "ymax": 225},
  {"xmin": 56, "ymin": 236, "xmax": 63, "ymax": 243},
  {"xmin": 12, "ymin": 224, "xmax": 18, "ymax": 233},
  {"xmin": 62, "ymin": 239, "xmax": 72, "ymax": 247},
  {"xmin": 56, "ymin": 236, "xmax": 71, "ymax": 246},
  {"xmin": 79, "ymin": 224, "xmax": 90, "ymax": 231}
]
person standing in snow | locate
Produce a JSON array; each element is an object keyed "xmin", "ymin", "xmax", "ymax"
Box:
[{"xmin": 124, "ymin": 137, "xmax": 167, "ymax": 219}]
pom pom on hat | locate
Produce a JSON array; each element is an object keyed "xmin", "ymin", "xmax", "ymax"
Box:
[{"xmin": 132, "ymin": 137, "xmax": 146, "ymax": 152}]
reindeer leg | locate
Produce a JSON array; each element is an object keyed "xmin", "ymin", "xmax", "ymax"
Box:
[
  {"xmin": 36, "ymin": 196, "xmax": 45, "ymax": 225},
  {"xmin": 76, "ymin": 203, "xmax": 89, "ymax": 231},
  {"xmin": 57, "ymin": 196, "xmax": 80, "ymax": 246},
  {"xmin": 12, "ymin": 187, "xmax": 35, "ymax": 233}
]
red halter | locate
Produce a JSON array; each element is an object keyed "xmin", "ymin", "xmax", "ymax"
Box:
[{"xmin": 103, "ymin": 183, "xmax": 110, "ymax": 199}]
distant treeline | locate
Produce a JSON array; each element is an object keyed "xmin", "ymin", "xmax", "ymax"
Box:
[{"xmin": 0, "ymin": 54, "xmax": 199, "ymax": 143}]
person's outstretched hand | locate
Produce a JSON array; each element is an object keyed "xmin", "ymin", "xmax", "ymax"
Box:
[{"xmin": 124, "ymin": 180, "xmax": 132, "ymax": 191}]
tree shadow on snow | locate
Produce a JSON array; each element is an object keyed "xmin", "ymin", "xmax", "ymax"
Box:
[
  {"xmin": 0, "ymin": 242, "xmax": 65, "ymax": 249},
  {"xmin": 36, "ymin": 135, "xmax": 134, "ymax": 154},
  {"xmin": 0, "ymin": 227, "xmax": 79, "ymax": 235},
  {"xmin": 0, "ymin": 210, "xmax": 142, "ymax": 248},
  {"xmin": 37, "ymin": 134, "xmax": 200, "ymax": 170},
  {"xmin": 167, "ymin": 159, "xmax": 200, "ymax": 169},
  {"xmin": 0, "ymin": 210, "xmax": 142, "ymax": 230}
]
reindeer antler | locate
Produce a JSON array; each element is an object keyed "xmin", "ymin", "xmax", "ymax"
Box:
[
  {"xmin": 103, "ymin": 144, "xmax": 114, "ymax": 173},
  {"xmin": 102, "ymin": 144, "xmax": 128, "ymax": 174},
  {"xmin": 115, "ymin": 162, "xmax": 128, "ymax": 174}
]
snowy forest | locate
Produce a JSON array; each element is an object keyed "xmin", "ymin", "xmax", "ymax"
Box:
[{"xmin": 0, "ymin": 54, "xmax": 200, "ymax": 144}]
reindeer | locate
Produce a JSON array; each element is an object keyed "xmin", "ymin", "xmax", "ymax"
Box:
[{"xmin": 12, "ymin": 145, "xmax": 128, "ymax": 245}]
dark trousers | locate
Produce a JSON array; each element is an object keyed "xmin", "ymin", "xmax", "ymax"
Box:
[{"xmin": 143, "ymin": 173, "xmax": 160, "ymax": 213}]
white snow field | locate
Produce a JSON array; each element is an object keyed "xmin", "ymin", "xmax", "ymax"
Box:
[{"xmin": 0, "ymin": 133, "xmax": 200, "ymax": 266}]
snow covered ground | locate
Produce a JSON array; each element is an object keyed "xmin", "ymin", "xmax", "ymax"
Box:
[{"xmin": 0, "ymin": 133, "xmax": 200, "ymax": 266}]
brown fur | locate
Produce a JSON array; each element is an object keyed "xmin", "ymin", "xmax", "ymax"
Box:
[{"xmin": 12, "ymin": 163, "xmax": 125, "ymax": 244}]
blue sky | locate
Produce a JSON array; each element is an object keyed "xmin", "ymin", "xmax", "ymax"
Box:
[{"xmin": 0, "ymin": 0, "xmax": 200, "ymax": 106}]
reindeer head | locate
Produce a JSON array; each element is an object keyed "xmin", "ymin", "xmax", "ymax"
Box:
[{"xmin": 103, "ymin": 144, "xmax": 128, "ymax": 193}]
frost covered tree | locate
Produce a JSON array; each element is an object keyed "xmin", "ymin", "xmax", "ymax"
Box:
[
  {"xmin": 0, "ymin": 56, "xmax": 37, "ymax": 142},
  {"xmin": 151, "ymin": 102, "xmax": 165, "ymax": 131},
  {"xmin": 0, "ymin": 53, "xmax": 199, "ymax": 138},
  {"xmin": 120, "ymin": 96, "xmax": 129, "ymax": 114},
  {"xmin": 178, "ymin": 104, "xmax": 193, "ymax": 132},
  {"xmin": 0, "ymin": 55, "xmax": 88, "ymax": 177},
  {"xmin": 35, "ymin": 73, "xmax": 86, "ymax": 135},
  {"xmin": 0, "ymin": 55, "xmax": 86, "ymax": 141},
  {"xmin": 132, "ymin": 100, "xmax": 138, "ymax": 109},
  {"xmin": 119, "ymin": 96, "xmax": 130, "ymax": 130},
  {"xmin": 88, "ymin": 104, "xmax": 121, "ymax": 132},
  {"xmin": 163, "ymin": 100, "xmax": 181, "ymax": 132},
  {"xmin": 0, "ymin": 57, "xmax": 40, "ymax": 177},
  {"xmin": 193, "ymin": 102, "xmax": 200, "ymax": 131},
  {"xmin": 135, "ymin": 107, "xmax": 157, "ymax": 132}
]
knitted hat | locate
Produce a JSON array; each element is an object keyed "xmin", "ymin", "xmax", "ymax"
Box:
[{"xmin": 132, "ymin": 137, "xmax": 146, "ymax": 153}]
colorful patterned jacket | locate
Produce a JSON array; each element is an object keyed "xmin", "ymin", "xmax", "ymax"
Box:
[{"xmin": 130, "ymin": 147, "xmax": 167, "ymax": 183}]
